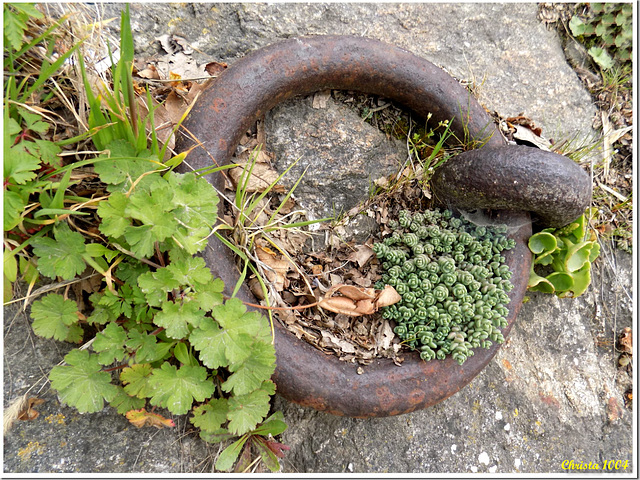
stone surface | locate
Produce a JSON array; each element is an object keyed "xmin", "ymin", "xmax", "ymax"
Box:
[
  {"xmin": 265, "ymin": 95, "xmax": 405, "ymax": 220},
  {"xmin": 4, "ymin": 2, "xmax": 633, "ymax": 475}
]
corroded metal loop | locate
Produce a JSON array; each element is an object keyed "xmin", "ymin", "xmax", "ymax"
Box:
[
  {"xmin": 431, "ymin": 145, "xmax": 592, "ymax": 228},
  {"xmin": 176, "ymin": 35, "xmax": 535, "ymax": 417}
]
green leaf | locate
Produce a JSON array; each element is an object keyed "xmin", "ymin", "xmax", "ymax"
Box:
[
  {"xmin": 588, "ymin": 46, "xmax": 615, "ymax": 69},
  {"xmin": 148, "ymin": 362, "xmax": 215, "ymax": 415},
  {"xmin": 564, "ymin": 241, "xmax": 594, "ymax": 272},
  {"xmin": 222, "ymin": 340, "xmax": 276, "ymax": 396},
  {"xmin": 120, "ymin": 363, "xmax": 154, "ymax": 397},
  {"xmin": 564, "ymin": 262, "xmax": 592, "ymax": 297},
  {"xmin": 545, "ymin": 272, "xmax": 574, "ymax": 293},
  {"xmin": 120, "ymin": 363, "xmax": 154, "ymax": 399},
  {"xmin": 93, "ymin": 139, "xmax": 159, "ymax": 191},
  {"xmin": 568, "ymin": 16, "xmax": 588, "ymax": 36},
  {"xmin": 254, "ymin": 437, "xmax": 281, "ymax": 473},
  {"xmin": 30, "ymin": 294, "xmax": 81, "ymax": 342},
  {"xmin": 528, "ymin": 231, "xmax": 557, "ymax": 255},
  {"xmin": 49, "ymin": 349, "xmax": 118, "ymax": 413},
  {"xmin": 215, "ymin": 435, "xmax": 249, "ymax": 472},
  {"xmin": 17, "ymin": 107, "xmax": 49, "ymax": 134},
  {"xmin": 4, "ymin": 143, "xmax": 41, "ymax": 184},
  {"xmin": 138, "ymin": 268, "xmax": 176, "ymax": 306},
  {"xmin": 3, "ymin": 5, "xmax": 29, "ymax": 51},
  {"xmin": 173, "ymin": 342, "xmax": 193, "ymax": 366},
  {"xmin": 167, "ymin": 256, "xmax": 212, "ymax": 288},
  {"xmin": 85, "ymin": 243, "xmax": 119, "ymax": 262},
  {"xmin": 192, "ymin": 278, "xmax": 225, "ymax": 311},
  {"xmin": 226, "ymin": 381, "xmax": 275, "ymax": 435},
  {"xmin": 97, "ymin": 192, "xmax": 131, "ymax": 239},
  {"xmin": 191, "ymin": 398, "xmax": 229, "ymax": 433},
  {"xmin": 32, "ymin": 222, "xmax": 86, "ymax": 279},
  {"xmin": 153, "ymin": 300, "xmax": 206, "ymax": 339},
  {"xmin": 93, "ymin": 322, "xmax": 128, "ymax": 365},
  {"xmin": 4, "ymin": 190, "xmax": 25, "ymax": 231},
  {"xmin": 252, "ymin": 411, "xmax": 288, "ymax": 437},
  {"xmin": 126, "ymin": 330, "xmax": 173, "ymax": 363},
  {"xmin": 110, "ymin": 386, "xmax": 146, "ymax": 414}
]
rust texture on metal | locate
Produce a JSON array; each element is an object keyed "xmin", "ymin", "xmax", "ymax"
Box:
[
  {"xmin": 431, "ymin": 145, "xmax": 593, "ymax": 228},
  {"xmin": 174, "ymin": 35, "xmax": 582, "ymax": 417}
]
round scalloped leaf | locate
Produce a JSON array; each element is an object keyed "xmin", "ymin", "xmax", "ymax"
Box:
[
  {"xmin": 588, "ymin": 46, "xmax": 615, "ymax": 69},
  {"xmin": 528, "ymin": 231, "xmax": 557, "ymax": 262},
  {"xmin": 546, "ymin": 272, "xmax": 574, "ymax": 293},
  {"xmin": 528, "ymin": 269, "xmax": 555, "ymax": 294},
  {"xmin": 564, "ymin": 241, "xmax": 594, "ymax": 273},
  {"xmin": 563, "ymin": 263, "xmax": 592, "ymax": 298}
]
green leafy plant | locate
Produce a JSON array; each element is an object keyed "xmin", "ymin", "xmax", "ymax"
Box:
[
  {"xmin": 373, "ymin": 208, "xmax": 516, "ymax": 365},
  {"xmin": 568, "ymin": 3, "xmax": 633, "ymax": 68},
  {"xmin": 527, "ymin": 211, "xmax": 600, "ymax": 297},
  {"xmin": 6, "ymin": 4, "xmax": 287, "ymax": 472}
]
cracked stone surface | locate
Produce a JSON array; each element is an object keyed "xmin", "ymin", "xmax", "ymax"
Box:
[{"xmin": 4, "ymin": 3, "xmax": 633, "ymax": 475}]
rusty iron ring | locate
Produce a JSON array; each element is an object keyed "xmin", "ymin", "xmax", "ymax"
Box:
[{"xmin": 174, "ymin": 35, "xmax": 587, "ymax": 417}]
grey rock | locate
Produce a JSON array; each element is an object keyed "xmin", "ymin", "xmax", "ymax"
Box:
[{"xmin": 265, "ymin": 95, "xmax": 405, "ymax": 221}]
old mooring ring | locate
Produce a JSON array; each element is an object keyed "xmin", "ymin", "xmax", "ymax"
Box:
[{"xmin": 176, "ymin": 35, "xmax": 589, "ymax": 417}]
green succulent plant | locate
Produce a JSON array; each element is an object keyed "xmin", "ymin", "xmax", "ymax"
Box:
[
  {"xmin": 528, "ymin": 212, "xmax": 600, "ymax": 298},
  {"xmin": 568, "ymin": 3, "xmax": 633, "ymax": 69},
  {"xmin": 373, "ymin": 208, "xmax": 516, "ymax": 365}
]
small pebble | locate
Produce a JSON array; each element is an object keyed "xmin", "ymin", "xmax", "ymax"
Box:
[{"xmin": 478, "ymin": 452, "xmax": 490, "ymax": 465}]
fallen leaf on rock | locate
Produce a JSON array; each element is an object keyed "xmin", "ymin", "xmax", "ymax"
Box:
[
  {"xmin": 512, "ymin": 125, "xmax": 552, "ymax": 151},
  {"xmin": 126, "ymin": 409, "xmax": 175, "ymax": 429},
  {"xmin": 229, "ymin": 162, "xmax": 284, "ymax": 193},
  {"xmin": 619, "ymin": 327, "xmax": 632, "ymax": 354},
  {"xmin": 606, "ymin": 396, "xmax": 624, "ymax": 422},
  {"xmin": 17, "ymin": 397, "xmax": 45, "ymax": 422},
  {"xmin": 204, "ymin": 61, "xmax": 227, "ymax": 76},
  {"xmin": 137, "ymin": 64, "xmax": 160, "ymax": 80}
]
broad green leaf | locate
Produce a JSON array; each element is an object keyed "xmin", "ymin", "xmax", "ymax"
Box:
[
  {"xmin": 4, "ymin": 250, "xmax": 18, "ymax": 283},
  {"xmin": 564, "ymin": 241, "xmax": 594, "ymax": 272},
  {"xmin": 191, "ymin": 398, "xmax": 229, "ymax": 433},
  {"xmin": 528, "ymin": 266, "xmax": 555, "ymax": 294},
  {"xmin": 226, "ymin": 381, "xmax": 275, "ymax": 435},
  {"xmin": 212, "ymin": 298, "xmax": 272, "ymax": 343},
  {"xmin": 588, "ymin": 46, "xmax": 614, "ymax": 70},
  {"xmin": 190, "ymin": 317, "xmax": 253, "ymax": 369},
  {"xmin": 32, "ymin": 223, "xmax": 86, "ymax": 279},
  {"xmin": 528, "ymin": 231, "xmax": 557, "ymax": 255},
  {"xmin": 126, "ymin": 330, "xmax": 173, "ymax": 363},
  {"xmin": 49, "ymin": 349, "xmax": 118, "ymax": 413},
  {"xmin": 568, "ymin": 16, "xmax": 587, "ymax": 36},
  {"xmin": 30, "ymin": 294, "xmax": 80, "ymax": 341},
  {"xmin": 98, "ymin": 288, "xmax": 133, "ymax": 318},
  {"xmin": 123, "ymin": 224, "xmax": 157, "ymax": 258},
  {"xmin": 120, "ymin": 363, "xmax": 154, "ymax": 398},
  {"xmin": 173, "ymin": 342, "xmax": 193, "ymax": 366},
  {"xmin": 4, "ymin": 143, "xmax": 41, "ymax": 184},
  {"xmin": 545, "ymin": 272, "xmax": 574, "ymax": 293},
  {"xmin": 148, "ymin": 362, "xmax": 215, "ymax": 415},
  {"xmin": 221, "ymin": 340, "xmax": 276, "ymax": 396},
  {"xmin": 153, "ymin": 300, "xmax": 205, "ymax": 339},
  {"xmin": 110, "ymin": 386, "xmax": 146, "ymax": 414},
  {"xmin": 4, "ymin": 4, "xmax": 29, "ymax": 51},
  {"xmin": 167, "ymin": 256, "xmax": 212, "ymax": 288},
  {"xmin": 85, "ymin": 243, "xmax": 118, "ymax": 261},
  {"xmin": 4, "ymin": 190, "xmax": 25, "ymax": 231},
  {"xmin": 252, "ymin": 411, "xmax": 288, "ymax": 437},
  {"xmin": 192, "ymin": 278, "xmax": 225, "ymax": 311},
  {"xmin": 93, "ymin": 139, "xmax": 159, "ymax": 191},
  {"xmin": 93, "ymin": 322, "xmax": 128, "ymax": 365},
  {"xmin": 137, "ymin": 268, "xmax": 176, "ymax": 306},
  {"xmin": 215, "ymin": 435, "xmax": 249, "ymax": 472},
  {"xmin": 564, "ymin": 262, "xmax": 592, "ymax": 297},
  {"xmin": 17, "ymin": 107, "xmax": 49, "ymax": 134},
  {"xmin": 97, "ymin": 192, "xmax": 131, "ymax": 238}
]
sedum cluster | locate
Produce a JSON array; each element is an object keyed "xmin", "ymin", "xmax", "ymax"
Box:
[{"xmin": 373, "ymin": 208, "xmax": 516, "ymax": 365}]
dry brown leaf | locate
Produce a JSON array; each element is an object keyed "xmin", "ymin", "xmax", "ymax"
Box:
[
  {"xmin": 320, "ymin": 330, "xmax": 356, "ymax": 353},
  {"xmin": 204, "ymin": 61, "xmax": 227, "ymax": 76},
  {"xmin": 17, "ymin": 397, "xmax": 45, "ymax": 422},
  {"xmin": 229, "ymin": 162, "xmax": 284, "ymax": 193},
  {"xmin": 137, "ymin": 64, "xmax": 160, "ymax": 80},
  {"xmin": 256, "ymin": 246, "xmax": 290, "ymax": 292},
  {"xmin": 346, "ymin": 244, "xmax": 375, "ymax": 268},
  {"xmin": 318, "ymin": 284, "xmax": 400, "ymax": 316},
  {"xmin": 125, "ymin": 409, "xmax": 175, "ymax": 429},
  {"xmin": 619, "ymin": 327, "xmax": 632, "ymax": 354}
]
